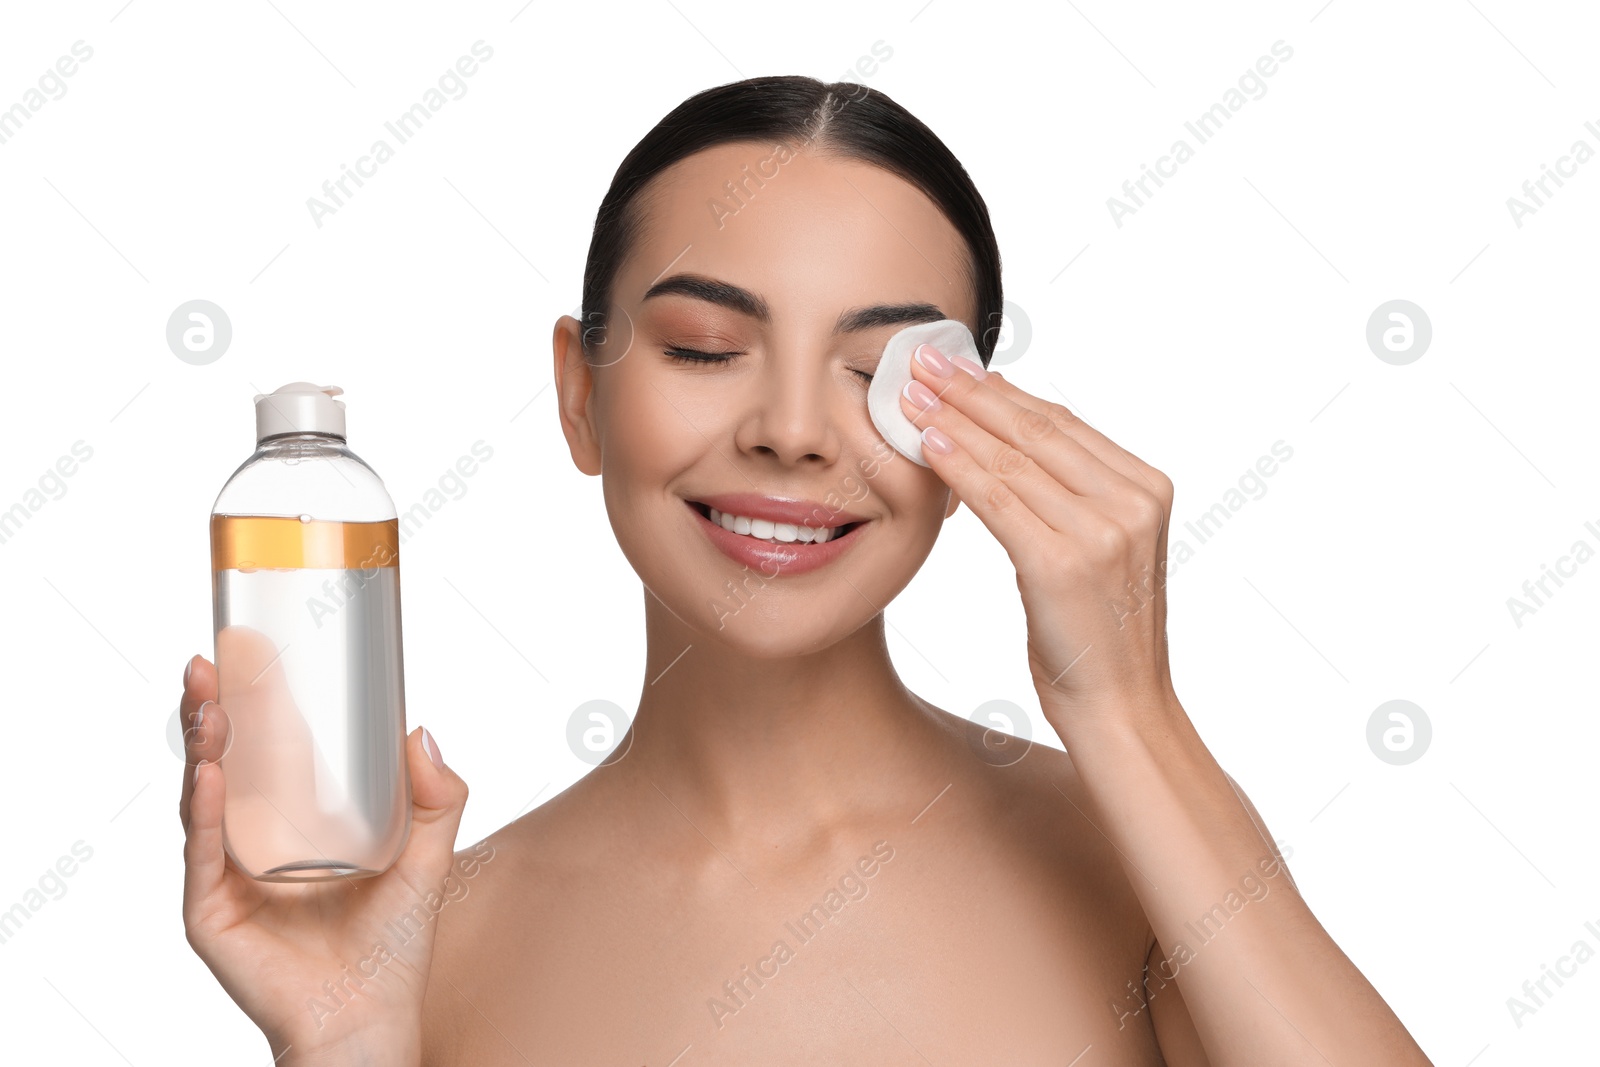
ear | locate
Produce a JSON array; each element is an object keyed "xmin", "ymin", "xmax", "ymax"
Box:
[{"xmin": 553, "ymin": 315, "xmax": 602, "ymax": 476}]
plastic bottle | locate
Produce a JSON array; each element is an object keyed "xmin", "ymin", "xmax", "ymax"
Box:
[{"xmin": 208, "ymin": 382, "xmax": 411, "ymax": 881}]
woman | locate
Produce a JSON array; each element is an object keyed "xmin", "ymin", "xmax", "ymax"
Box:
[{"xmin": 179, "ymin": 75, "xmax": 1433, "ymax": 1065}]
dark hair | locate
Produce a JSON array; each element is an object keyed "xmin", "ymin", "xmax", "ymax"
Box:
[{"xmin": 580, "ymin": 75, "xmax": 1003, "ymax": 366}]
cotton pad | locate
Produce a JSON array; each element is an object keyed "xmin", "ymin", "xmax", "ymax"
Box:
[{"xmin": 867, "ymin": 318, "xmax": 981, "ymax": 466}]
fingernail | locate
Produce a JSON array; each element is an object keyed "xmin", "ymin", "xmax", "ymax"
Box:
[
  {"xmin": 903, "ymin": 379, "xmax": 941, "ymax": 412},
  {"xmin": 913, "ymin": 343, "xmax": 955, "ymax": 377},
  {"xmin": 921, "ymin": 426, "xmax": 954, "ymax": 455},
  {"xmin": 951, "ymin": 354, "xmax": 988, "ymax": 381},
  {"xmin": 194, "ymin": 758, "xmax": 207, "ymax": 784},
  {"xmin": 184, "ymin": 657, "xmax": 194, "ymax": 685},
  {"xmin": 422, "ymin": 727, "xmax": 444, "ymax": 770}
]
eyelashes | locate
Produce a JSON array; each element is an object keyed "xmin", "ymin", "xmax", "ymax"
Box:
[
  {"xmin": 663, "ymin": 347, "xmax": 740, "ymax": 365},
  {"xmin": 663, "ymin": 348, "xmax": 874, "ymax": 383}
]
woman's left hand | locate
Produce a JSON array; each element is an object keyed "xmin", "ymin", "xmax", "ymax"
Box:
[{"xmin": 898, "ymin": 343, "xmax": 1179, "ymax": 727}]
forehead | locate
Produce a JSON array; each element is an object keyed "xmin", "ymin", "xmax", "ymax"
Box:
[{"xmin": 614, "ymin": 141, "xmax": 976, "ymax": 330}]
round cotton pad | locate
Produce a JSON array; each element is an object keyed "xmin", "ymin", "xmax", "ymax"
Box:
[{"xmin": 867, "ymin": 318, "xmax": 981, "ymax": 466}]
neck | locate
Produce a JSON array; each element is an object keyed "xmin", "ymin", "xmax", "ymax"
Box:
[{"xmin": 611, "ymin": 587, "xmax": 955, "ymax": 847}]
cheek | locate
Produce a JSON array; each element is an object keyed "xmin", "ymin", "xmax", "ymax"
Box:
[
  {"xmin": 863, "ymin": 448, "xmax": 950, "ymax": 528},
  {"xmin": 595, "ymin": 369, "xmax": 715, "ymax": 481}
]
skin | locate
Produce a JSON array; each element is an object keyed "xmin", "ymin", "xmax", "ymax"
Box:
[
  {"xmin": 426, "ymin": 142, "xmax": 1166, "ymax": 1063},
  {"xmin": 180, "ymin": 138, "xmax": 1434, "ymax": 1065}
]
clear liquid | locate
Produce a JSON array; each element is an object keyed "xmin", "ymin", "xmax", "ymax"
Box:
[{"xmin": 211, "ymin": 515, "xmax": 410, "ymax": 881}]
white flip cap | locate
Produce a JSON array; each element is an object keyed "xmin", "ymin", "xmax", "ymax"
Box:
[
  {"xmin": 866, "ymin": 319, "xmax": 981, "ymax": 466},
  {"xmin": 254, "ymin": 382, "xmax": 346, "ymax": 442}
]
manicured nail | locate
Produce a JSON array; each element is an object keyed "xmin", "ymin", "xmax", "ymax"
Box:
[
  {"xmin": 184, "ymin": 657, "xmax": 194, "ymax": 686},
  {"xmin": 421, "ymin": 727, "xmax": 444, "ymax": 770},
  {"xmin": 903, "ymin": 380, "xmax": 941, "ymax": 412},
  {"xmin": 921, "ymin": 426, "xmax": 954, "ymax": 455},
  {"xmin": 194, "ymin": 758, "xmax": 207, "ymax": 785},
  {"xmin": 951, "ymin": 354, "xmax": 988, "ymax": 381},
  {"xmin": 913, "ymin": 343, "xmax": 955, "ymax": 377}
]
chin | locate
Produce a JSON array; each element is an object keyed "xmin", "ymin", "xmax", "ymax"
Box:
[
  {"xmin": 712, "ymin": 612, "xmax": 866, "ymax": 660},
  {"xmin": 673, "ymin": 582, "xmax": 876, "ymax": 659}
]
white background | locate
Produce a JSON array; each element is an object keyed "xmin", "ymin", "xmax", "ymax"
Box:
[{"xmin": 1, "ymin": 0, "xmax": 1595, "ymax": 1062}]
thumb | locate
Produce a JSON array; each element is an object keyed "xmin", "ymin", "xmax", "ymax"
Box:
[{"xmin": 392, "ymin": 725, "xmax": 468, "ymax": 881}]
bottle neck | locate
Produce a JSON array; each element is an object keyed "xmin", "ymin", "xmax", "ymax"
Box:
[{"xmin": 259, "ymin": 431, "xmax": 345, "ymax": 446}]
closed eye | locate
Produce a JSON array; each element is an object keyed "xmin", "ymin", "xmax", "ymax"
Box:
[
  {"xmin": 664, "ymin": 347, "xmax": 741, "ymax": 365},
  {"xmin": 665, "ymin": 347, "xmax": 875, "ymax": 383}
]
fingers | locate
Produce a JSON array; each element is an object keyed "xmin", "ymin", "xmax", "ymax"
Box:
[
  {"xmin": 983, "ymin": 370, "xmax": 1175, "ymax": 508},
  {"xmin": 904, "ymin": 351, "xmax": 1174, "ymax": 544},
  {"xmin": 178, "ymin": 655, "xmax": 230, "ymax": 831},
  {"xmin": 903, "ymin": 360, "xmax": 1108, "ymax": 547},
  {"xmin": 180, "ymin": 653, "xmax": 216, "ymax": 725},
  {"xmin": 180, "ymin": 653, "xmax": 238, "ymax": 932},
  {"xmin": 902, "ymin": 375, "xmax": 1089, "ymax": 535},
  {"xmin": 390, "ymin": 726, "xmax": 470, "ymax": 887},
  {"xmin": 909, "ymin": 351, "xmax": 1134, "ymax": 500},
  {"xmin": 897, "ymin": 397, "xmax": 1054, "ymax": 560},
  {"xmin": 183, "ymin": 754, "xmax": 230, "ymax": 927}
]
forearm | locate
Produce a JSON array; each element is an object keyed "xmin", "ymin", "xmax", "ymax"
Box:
[{"xmin": 1052, "ymin": 695, "xmax": 1430, "ymax": 1066}]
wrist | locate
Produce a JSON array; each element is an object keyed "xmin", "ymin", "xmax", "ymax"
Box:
[
  {"xmin": 273, "ymin": 1026, "xmax": 422, "ymax": 1067},
  {"xmin": 1038, "ymin": 684, "xmax": 1186, "ymax": 742}
]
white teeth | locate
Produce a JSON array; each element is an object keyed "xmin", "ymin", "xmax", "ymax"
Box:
[{"xmin": 705, "ymin": 506, "xmax": 846, "ymax": 545}]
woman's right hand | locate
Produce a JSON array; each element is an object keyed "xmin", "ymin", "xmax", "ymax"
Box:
[{"xmin": 178, "ymin": 653, "xmax": 470, "ymax": 1065}]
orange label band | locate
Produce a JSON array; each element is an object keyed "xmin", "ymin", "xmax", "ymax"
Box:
[{"xmin": 211, "ymin": 515, "xmax": 400, "ymax": 571}]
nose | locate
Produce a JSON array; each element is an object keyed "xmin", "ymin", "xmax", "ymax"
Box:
[{"xmin": 731, "ymin": 344, "xmax": 842, "ymax": 466}]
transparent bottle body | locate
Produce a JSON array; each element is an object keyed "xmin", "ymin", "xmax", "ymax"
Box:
[{"xmin": 210, "ymin": 433, "xmax": 411, "ymax": 881}]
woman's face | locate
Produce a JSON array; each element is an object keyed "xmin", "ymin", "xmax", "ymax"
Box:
[{"xmin": 555, "ymin": 140, "xmax": 978, "ymax": 658}]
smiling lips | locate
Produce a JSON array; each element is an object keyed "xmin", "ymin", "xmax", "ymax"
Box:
[{"xmin": 688, "ymin": 492, "xmax": 869, "ymax": 576}]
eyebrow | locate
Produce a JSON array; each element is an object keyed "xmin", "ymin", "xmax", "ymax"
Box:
[{"xmin": 641, "ymin": 273, "xmax": 947, "ymax": 335}]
